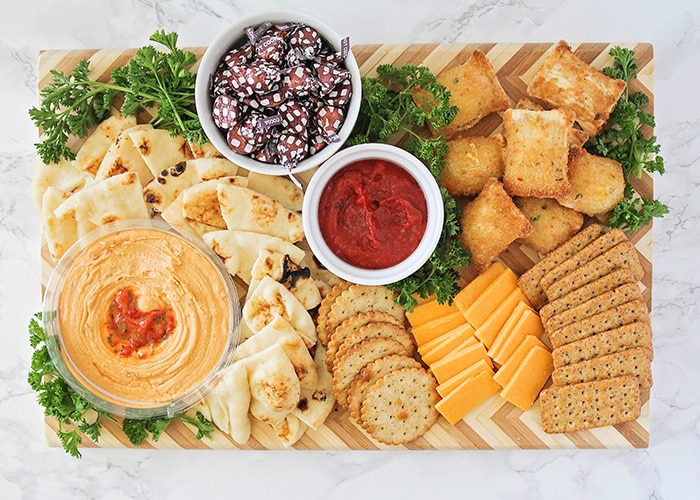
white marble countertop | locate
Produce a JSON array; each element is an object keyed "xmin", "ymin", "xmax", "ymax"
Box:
[{"xmin": 2, "ymin": 0, "xmax": 699, "ymax": 498}]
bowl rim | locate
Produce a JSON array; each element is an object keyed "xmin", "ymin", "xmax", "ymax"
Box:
[
  {"xmin": 194, "ymin": 8, "xmax": 362, "ymax": 176},
  {"xmin": 42, "ymin": 219, "xmax": 241, "ymax": 419},
  {"xmin": 302, "ymin": 143, "xmax": 445, "ymax": 286}
]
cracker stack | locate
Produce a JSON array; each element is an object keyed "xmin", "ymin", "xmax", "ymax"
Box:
[
  {"xmin": 316, "ymin": 283, "xmax": 440, "ymax": 445},
  {"xmin": 518, "ymin": 224, "xmax": 653, "ymax": 433}
]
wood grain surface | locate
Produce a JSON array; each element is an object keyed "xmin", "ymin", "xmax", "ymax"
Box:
[{"xmin": 38, "ymin": 41, "xmax": 654, "ymax": 450}]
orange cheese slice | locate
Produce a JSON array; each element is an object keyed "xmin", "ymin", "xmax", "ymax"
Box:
[
  {"xmin": 473, "ymin": 287, "xmax": 531, "ymax": 350},
  {"xmin": 421, "ymin": 328, "xmax": 478, "ymax": 366},
  {"xmin": 406, "ymin": 296, "xmax": 458, "ymax": 328},
  {"xmin": 411, "ymin": 311, "xmax": 467, "ymax": 346},
  {"xmin": 437, "ymin": 358, "xmax": 493, "ymax": 398},
  {"xmin": 488, "ymin": 301, "xmax": 535, "ymax": 358},
  {"xmin": 436, "ymin": 370, "xmax": 501, "ymax": 425},
  {"xmin": 417, "ymin": 322, "xmax": 475, "ymax": 356},
  {"xmin": 453, "ymin": 261, "xmax": 506, "ymax": 315},
  {"xmin": 493, "ymin": 335, "xmax": 549, "ymax": 388},
  {"xmin": 490, "ymin": 309, "xmax": 544, "ymax": 366},
  {"xmin": 499, "ymin": 345, "xmax": 553, "ymax": 411},
  {"xmin": 464, "ymin": 268, "xmax": 519, "ymax": 328},
  {"xmin": 430, "ymin": 341, "xmax": 492, "ymax": 384}
]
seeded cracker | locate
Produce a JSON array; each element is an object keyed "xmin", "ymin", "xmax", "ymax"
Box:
[
  {"xmin": 347, "ymin": 354, "xmax": 422, "ymax": 421},
  {"xmin": 325, "ymin": 311, "xmax": 403, "ymax": 371},
  {"xmin": 518, "ymin": 224, "xmax": 605, "ymax": 309},
  {"xmin": 551, "ymin": 346, "xmax": 653, "ymax": 390},
  {"xmin": 552, "ymin": 321, "xmax": 653, "ymax": 368},
  {"xmin": 540, "ymin": 375, "xmax": 641, "ymax": 434},
  {"xmin": 331, "ymin": 337, "xmax": 409, "ymax": 408},
  {"xmin": 359, "ymin": 367, "xmax": 440, "ymax": 445}
]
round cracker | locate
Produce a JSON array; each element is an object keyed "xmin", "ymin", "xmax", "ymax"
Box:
[
  {"xmin": 331, "ymin": 337, "xmax": 408, "ymax": 409},
  {"xmin": 326, "ymin": 284, "xmax": 405, "ymax": 341},
  {"xmin": 334, "ymin": 321, "xmax": 416, "ymax": 372},
  {"xmin": 359, "ymin": 366, "xmax": 440, "ymax": 445},
  {"xmin": 326, "ymin": 311, "xmax": 403, "ymax": 372},
  {"xmin": 347, "ymin": 354, "xmax": 421, "ymax": 422},
  {"xmin": 316, "ymin": 280, "xmax": 351, "ymax": 347}
]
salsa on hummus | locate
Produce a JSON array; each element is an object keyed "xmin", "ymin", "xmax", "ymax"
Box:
[
  {"xmin": 318, "ymin": 158, "xmax": 428, "ymax": 269},
  {"xmin": 57, "ymin": 227, "xmax": 233, "ymax": 408}
]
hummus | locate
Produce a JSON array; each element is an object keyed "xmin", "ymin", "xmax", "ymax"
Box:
[{"xmin": 57, "ymin": 227, "xmax": 233, "ymax": 408}]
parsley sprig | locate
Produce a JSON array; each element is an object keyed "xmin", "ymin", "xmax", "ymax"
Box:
[
  {"xmin": 347, "ymin": 64, "xmax": 470, "ymax": 311},
  {"xmin": 585, "ymin": 46, "xmax": 668, "ymax": 230},
  {"xmin": 28, "ymin": 313, "xmax": 214, "ymax": 458},
  {"xmin": 29, "ymin": 30, "xmax": 204, "ymax": 165}
]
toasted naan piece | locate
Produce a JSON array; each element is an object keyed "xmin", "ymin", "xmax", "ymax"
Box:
[
  {"xmin": 203, "ymin": 230, "xmax": 306, "ymax": 284},
  {"xmin": 94, "ymin": 124, "xmax": 154, "ymax": 186},
  {"xmin": 143, "ymin": 157, "xmax": 239, "ymax": 212},
  {"xmin": 556, "ymin": 147, "xmax": 625, "ymax": 216},
  {"xmin": 502, "ymin": 107, "xmax": 575, "ymax": 198},
  {"xmin": 198, "ymin": 361, "xmax": 251, "ymax": 445},
  {"xmin": 74, "ymin": 114, "xmax": 138, "ymax": 175},
  {"xmin": 160, "ymin": 192, "xmax": 220, "ymax": 238},
  {"xmin": 42, "ymin": 187, "xmax": 78, "ymax": 261},
  {"xmin": 127, "ymin": 126, "xmax": 193, "ymax": 177},
  {"xmin": 233, "ymin": 314, "xmax": 318, "ymax": 390},
  {"xmin": 188, "ymin": 139, "xmax": 225, "ymax": 159},
  {"xmin": 243, "ymin": 343, "xmax": 301, "ymax": 418},
  {"xmin": 32, "ymin": 158, "xmax": 92, "ymax": 214},
  {"xmin": 246, "ymin": 172, "xmax": 304, "ymax": 211},
  {"xmin": 271, "ymin": 413, "xmax": 308, "ymax": 448},
  {"xmin": 53, "ymin": 171, "xmax": 149, "ymax": 243},
  {"xmin": 292, "ymin": 345, "xmax": 335, "ymax": 430},
  {"xmin": 217, "ymin": 184, "xmax": 304, "ymax": 243},
  {"xmin": 248, "ymin": 249, "xmax": 321, "ymax": 310},
  {"xmin": 181, "ymin": 176, "xmax": 248, "ymax": 230},
  {"xmin": 243, "ymin": 275, "xmax": 317, "ymax": 347},
  {"xmin": 527, "ymin": 40, "xmax": 627, "ymax": 136}
]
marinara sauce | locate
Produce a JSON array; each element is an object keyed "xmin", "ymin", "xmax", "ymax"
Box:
[{"xmin": 318, "ymin": 158, "xmax": 428, "ymax": 269}]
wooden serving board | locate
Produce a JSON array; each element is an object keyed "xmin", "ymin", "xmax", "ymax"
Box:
[{"xmin": 39, "ymin": 42, "xmax": 654, "ymax": 450}]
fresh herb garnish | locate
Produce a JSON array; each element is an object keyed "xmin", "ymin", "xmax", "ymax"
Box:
[
  {"xmin": 348, "ymin": 64, "xmax": 470, "ymax": 311},
  {"xmin": 29, "ymin": 30, "xmax": 204, "ymax": 165},
  {"xmin": 585, "ymin": 46, "xmax": 668, "ymax": 230},
  {"xmin": 28, "ymin": 313, "xmax": 213, "ymax": 458}
]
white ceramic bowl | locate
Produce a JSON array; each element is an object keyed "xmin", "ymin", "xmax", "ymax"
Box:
[
  {"xmin": 303, "ymin": 143, "xmax": 444, "ymax": 286},
  {"xmin": 43, "ymin": 219, "xmax": 240, "ymax": 419},
  {"xmin": 195, "ymin": 9, "xmax": 361, "ymax": 175}
]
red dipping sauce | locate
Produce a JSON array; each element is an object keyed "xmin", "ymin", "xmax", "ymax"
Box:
[{"xmin": 318, "ymin": 158, "xmax": 428, "ymax": 269}]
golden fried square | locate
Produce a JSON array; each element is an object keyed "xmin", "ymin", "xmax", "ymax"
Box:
[
  {"xmin": 514, "ymin": 197, "xmax": 584, "ymax": 256},
  {"xmin": 458, "ymin": 178, "xmax": 533, "ymax": 273},
  {"xmin": 440, "ymin": 134, "xmax": 506, "ymax": 197},
  {"xmin": 527, "ymin": 40, "xmax": 627, "ymax": 136},
  {"xmin": 502, "ymin": 107, "xmax": 575, "ymax": 198}
]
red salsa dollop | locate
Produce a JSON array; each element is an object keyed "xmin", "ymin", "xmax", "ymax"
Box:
[
  {"xmin": 318, "ymin": 158, "xmax": 428, "ymax": 269},
  {"xmin": 105, "ymin": 288, "xmax": 176, "ymax": 358}
]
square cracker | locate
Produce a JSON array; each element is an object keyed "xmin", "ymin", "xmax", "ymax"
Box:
[
  {"xmin": 551, "ymin": 346, "xmax": 653, "ymax": 391},
  {"xmin": 540, "ymin": 375, "xmax": 641, "ymax": 434},
  {"xmin": 431, "ymin": 50, "xmax": 510, "ymax": 137},
  {"xmin": 527, "ymin": 40, "xmax": 627, "ymax": 136},
  {"xmin": 502, "ymin": 107, "xmax": 575, "ymax": 198},
  {"xmin": 458, "ymin": 178, "xmax": 533, "ymax": 274},
  {"xmin": 518, "ymin": 223, "xmax": 605, "ymax": 309}
]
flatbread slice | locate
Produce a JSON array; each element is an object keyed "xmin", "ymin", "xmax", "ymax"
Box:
[
  {"xmin": 42, "ymin": 187, "xmax": 78, "ymax": 261},
  {"xmin": 94, "ymin": 124, "xmax": 154, "ymax": 185},
  {"xmin": 198, "ymin": 361, "xmax": 251, "ymax": 444},
  {"xmin": 74, "ymin": 114, "xmax": 138, "ymax": 175},
  {"xmin": 246, "ymin": 171, "xmax": 304, "ymax": 211},
  {"xmin": 32, "ymin": 158, "xmax": 92, "ymax": 213},
  {"xmin": 181, "ymin": 176, "xmax": 248, "ymax": 229},
  {"xmin": 292, "ymin": 345, "xmax": 336, "ymax": 430},
  {"xmin": 127, "ymin": 126, "xmax": 193, "ymax": 177}
]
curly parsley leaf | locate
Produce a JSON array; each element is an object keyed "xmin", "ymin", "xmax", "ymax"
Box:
[
  {"xmin": 122, "ymin": 411, "xmax": 213, "ymax": 446},
  {"xmin": 29, "ymin": 30, "xmax": 204, "ymax": 164},
  {"xmin": 585, "ymin": 46, "xmax": 668, "ymax": 230}
]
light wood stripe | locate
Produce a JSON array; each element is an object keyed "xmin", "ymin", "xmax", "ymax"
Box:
[{"xmin": 39, "ymin": 42, "xmax": 653, "ymax": 451}]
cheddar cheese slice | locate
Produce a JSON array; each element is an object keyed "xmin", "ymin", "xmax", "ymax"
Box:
[
  {"xmin": 490, "ymin": 309, "xmax": 544, "ymax": 366},
  {"xmin": 406, "ymin": 296, "xmax": 458, "ymax": 328},
  {"xmin": 418, "ymin": 322, "xmax": 475, "ymax": 356},
  {"xmin": 493, "ymin": 334, "xmax": 549, "ymax": 388},
  {"xmin": 488, "ymin": 301, "xmax": 535, "ymax": 359},
  {"xmin": 500, "ymin": 345, "xmax": 553, "ymax": 411},
  {"xmin": 464, "ymin": 268, "xmax": 519, "ymax": 328},
  {"xmin": 421, "ymin": 328, "xmax": 478, "ymax": 366},
  {"xmin": 411, "ymin": 311, "xmax": 467, "ymax": 346},
  {"xmin": 430, "ymin": 341, "xmax": 492, "ymax": 384},
  {"xmin": 473, "ymin": 286, "xmax": 531, "ymax": 350},
  {"xmin": 454, "ymin": 261, "xmax": 506, "ymax": 314},
  {"xmin": 436, "ymin": 370, "xmax": 501, "ymax": 425},
  {"xmin": 437, "ymin": 358, "xmax": 493, "ymax": 397}
]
